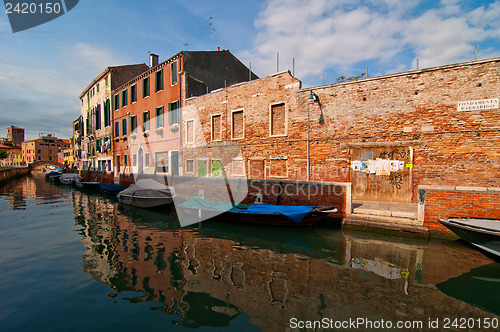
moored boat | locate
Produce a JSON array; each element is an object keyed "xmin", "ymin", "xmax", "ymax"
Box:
[
  {"xmin": 45, "ymin": 171, "xmax": 62, "ymax": 179},
  {"xmin": 439, "ymin": 218, "xmax": 500, "ymax": 258},
  {"xmin": 100, "ymin": 183, "xmax": 128, "ymax": 195},
  {"xmin": 117, "ymin": 179, "xmax": 175, "ymax": 208},
  {"xmin": 59, "ymin": 173, "xmax": 81, "ymax": 185},
  {"xmin": 176, "ymin": 197, "xmax": 337, "ymax": 226},
  {"xmin": 75, "ymin": 179, "xmax": 101, "ymax": 190}
]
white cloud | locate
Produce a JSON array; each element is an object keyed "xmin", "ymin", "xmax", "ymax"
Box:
[
  {"xmin": 0, "ymin": 43, "xmax": 123, "ymax": 139},
  {"xmin": 242, "ymin": 0, "xmax": 402, "ymax": 81},
  {"xmin": 243, "ymin": 0, "xmax": 500, "ymax": 83}
]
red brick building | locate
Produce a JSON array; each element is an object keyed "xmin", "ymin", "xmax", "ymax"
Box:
[
  {"xmin": 112, "ymin": 50, "xmax": 257, "ymax": 182},
  {"xmin": 181, "ymin": 57, "xmax": 500, "ymax": 233},
  {"xmin": 22, "ymin": 134, "xmax": 70, "ymax": 164}
]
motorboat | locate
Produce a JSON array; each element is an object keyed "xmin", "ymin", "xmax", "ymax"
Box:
[
  {"xmin": 176, "ymin": 197, "xmax": 337, "ymax": 226},
  {"xmin": 117, "ymin": 179, "xmax": 175, "ymax": 208},
  {"xmin": 439, "ymin": 218, "xmax": 500, "ymax": 258},
  {"xmin": 59, "ymin": 173, "xmax": 81, "ymax": 185}
]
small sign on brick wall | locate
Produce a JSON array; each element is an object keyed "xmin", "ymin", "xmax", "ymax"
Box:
[{"xmin": 457, "ymin": 98, "xmax": 498, "ymax": 111}]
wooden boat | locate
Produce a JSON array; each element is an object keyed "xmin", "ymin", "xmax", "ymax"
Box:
[
  {"xmin": 45, "ymin": 171, "xmax": 61, "ymax": 179},
  {"xmin": 75, "ymin": 179, "xmax": 101, "ymax": 190},
  {"xmin": 59, "ymin": 173, "xmax": 81, "ymax": 185},
  {"xmin": 176, "ymin": 197, "xmax": 337, "ymax": 226},
  {"xmin": 439, "ymin": 218, "xmax": 500, "ymax": 258},
  {"xmin": 100, "ymin": 183, "xmax": 128, "ymax": 195},
  {"xmin": 117, "ymin": 179, "xmax": 175, "ymax": 208}
]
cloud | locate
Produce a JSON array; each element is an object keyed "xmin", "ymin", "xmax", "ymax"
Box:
[
  {"xmin": 0, "ymin": 43, "xmax": 123, "ymax": 139},
  {"xmin": 243, "ymin": 0, "xmax": 500, "ymax": 84}
]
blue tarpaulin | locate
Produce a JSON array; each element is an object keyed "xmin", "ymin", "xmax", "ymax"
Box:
[{"xmin": 232, "ymin": 204, "xmax": 315, "ymax": 223}]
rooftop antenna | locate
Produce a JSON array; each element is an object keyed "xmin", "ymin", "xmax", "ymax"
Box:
[
  {"xmin": 185, "ymin": 43, "xmax": 189, "ymax": 52},
  {"xmin": 208, "ymin": 17, "xmax": 216, "ymax": 51},
  {"xmin": 475, "ymin": 45, "xmax": 478, "ymax": 60}
]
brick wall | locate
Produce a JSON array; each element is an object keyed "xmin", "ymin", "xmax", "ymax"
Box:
[{"xmin": 421, "ymin": 186, "xmax": 500, "ymax": 234}]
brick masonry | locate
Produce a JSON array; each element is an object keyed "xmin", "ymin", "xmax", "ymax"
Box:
[{"xmin": 181, "ymin": 57, "xmax": 500, "ymax": 231}]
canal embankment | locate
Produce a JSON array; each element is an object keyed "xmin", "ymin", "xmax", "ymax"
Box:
[{"xmin": 0, "ymin": 167, "xmax": 30, "ymax": 186}]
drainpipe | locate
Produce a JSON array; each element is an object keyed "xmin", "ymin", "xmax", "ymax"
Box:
[{"xmin": 307, "ymin": 96, "xmax": 310, "ymax": 182}]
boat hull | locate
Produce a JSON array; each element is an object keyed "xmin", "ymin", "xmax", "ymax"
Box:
[
  {"xmin": 177, "ymin": 206, "xmax": 330, "ymax": 226},
  {"xmin": 118, "ymin": 194, "xmax": 173, "ymax": 208},
  {"xmin": 75, "ymin": 181, "xmax": 101, "ymax": 190},
  {"xmin": 439, "ymin": 218, "xmax": 500, "ymax": 258}
]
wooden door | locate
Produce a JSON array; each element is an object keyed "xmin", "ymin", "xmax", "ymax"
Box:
[{"xmin": 351, "ymin": 146, "xmax": 413, "ymax": 202}]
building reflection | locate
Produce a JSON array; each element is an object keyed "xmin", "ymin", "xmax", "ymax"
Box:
[{"xmin": 72, "ymin": 192, "xmax": 499, "ymax": 330}]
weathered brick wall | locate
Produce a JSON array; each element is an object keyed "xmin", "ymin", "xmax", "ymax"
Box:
[
  {"xmin": 422, "ymin": 187, "xmax": 500, "ymax": 233},
  {"xmin": 301, "ymin": 58, "xmax": 500, "ymax": 202}
]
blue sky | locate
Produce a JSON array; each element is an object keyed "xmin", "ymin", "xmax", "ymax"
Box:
[{"xmin": 0, "ymin": 0, "xmax": 499, "ymax": 140}]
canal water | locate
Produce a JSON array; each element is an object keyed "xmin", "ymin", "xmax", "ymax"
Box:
[{"xmin": 1, "ymin": 175, "xmax": 499, "ymax": 331}]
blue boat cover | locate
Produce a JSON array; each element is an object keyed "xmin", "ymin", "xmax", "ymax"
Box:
[
  {"xmin": 180, "ymin": 197, "xmax": 315, "ymax": 223},
  {"xmin": 233, "ymin": 204, "xmax": 315, "ymax": 223}
]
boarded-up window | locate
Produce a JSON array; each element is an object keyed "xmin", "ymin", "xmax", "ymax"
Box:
[
  {"xmin": 270, "ymin": 158, "xmax": 287, "ymax": 177},
  {"xmin": 186, "ymin": 120, "xmax": 194, "ymax": 143},
  {"xmin": 270, "ymin": 103, "xmax": 286, "ymax": 136},
  {"xmin": 232, "ymin": 110, "xmax": 244, "ymax": 139},
  {"xmin": 211, "ymin": 114, "xmax": 222, "ymax": 141},
  {"xmin": 186, "ymin": 159, "xmax": 194, "ymax": 173},
  {"xmin": 249, "ymin": 159, "xmax": 265, "ymax": 179},
  {"xmin": 231, "ymin": 159, "xmax": 245, "ymax": 176}
]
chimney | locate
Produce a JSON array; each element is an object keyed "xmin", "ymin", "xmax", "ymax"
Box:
[{"xmin": 149, "ymin": 53, "xmax": 159, "ymax": 67}]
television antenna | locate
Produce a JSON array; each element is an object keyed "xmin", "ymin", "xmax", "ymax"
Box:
[{"xmin": 208, "ymin": 17, "xmax": 216, "ymax": 50}]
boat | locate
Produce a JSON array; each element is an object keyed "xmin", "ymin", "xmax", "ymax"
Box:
[
  {"xmin": 100, "ymin": 183, "xmax": 128, "ymax": 195},
  {"xmin": 176, "ymin": 197, "xmax": 337, "ymax": 226},
  {"xmin": 45, "ymin": 171, "xmax": 61, "ymax": 179},
  {"xmin": 117, "ymin": 179, "xmax": 176, "ymax": 208},
  {"xmin": 439, "ymin": 218, "xmax": 500, "ymax": 258},
  {"xmin": 59, "ymin": 173, "xmax": 81, "ymax": 185},
  {"xmin": 75, "ymin": 179, "xmax": 101, "ymax": 190},
  {"xmin": 437, "ymin": 262, "xmax": 500, "ymax": 316}
]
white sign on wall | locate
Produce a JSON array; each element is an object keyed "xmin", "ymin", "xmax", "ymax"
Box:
[{"xmin": 457, "ymin": 98, "xmax": 499, "ymax": 111}]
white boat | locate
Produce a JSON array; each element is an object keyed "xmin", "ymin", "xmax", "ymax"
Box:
[
  {"xmin": 59, "ymin": 173, "xmax": 81, "ymax": 185},
  {"xmin": 439, "ymin": 218, "xmax": 500, "ymax": 258},
  {"xmin": 117, "ymin": 179, "xmax": 175, "ymax": 208}
]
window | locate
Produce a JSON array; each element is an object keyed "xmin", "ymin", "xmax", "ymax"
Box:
[
  {"xmin": 122, "ymin": 118, "xmax": 127, "ymax": 136},
  {"xmin": 143, "ymin": 111, "xmax": 150, "ymax": 132},
  {"xmin": 212, "ymin": 160, "xmax": 222, "ymax": 178},
  {"xmin": 155, "ymin": 69, "xmax": 163, "ymax": 92},
  {"xmin": 114, "ymin": 94, "xmax": 119, "ymax": 110},
  {"xmin": 270, "ymin": 102, "xmax": 286, "ymax": 136},
  {"xmin": 171, "ymin": 61, "xmax": 178, "ymax": 85},
  {"xmin": 186, "ymin": 159, "xmax": 194, "ymax": 173},
  {"xmin": 232, "ymin": 110, "xmax": 244, "ymax": 139},
  {"xmin": 168, "ymin": 101, "xmax": 179, "ymax": 125},
  {"xmin": 145, "ymin": 153, "xmax": 150, "ymax": 167},
  {"xmin": 114, "ymin": 121, "xmax": 120, "ymax": 137},
  {"xmin": 143, "ymin": 77, "xmax": 150, "ymax": 98},
  {"xmin": 155, "ymin": 152, "xmax": 169, "ymax": 173},
  {"xmin": 132, "ymin": 154, "xmax": 137, "ymax": 167},
  {"xmin": 105, "ymin": 76, "xmax": 109, "ymax": 86},
  {"xmin": 124, "ymin": 154, "xmax": 128, "ymax": 166},
  {"xmin": 211, "ymin": 114, "xmax": 222, "ymax": 141},
  {"xmin": 197, "ymin": 160, "xmax": 208, "ymax": 177},
  {"xmin": 155, "ymin": 106, "xmax": 164, "ymax": 129},
  {"xmin": 186, "ymin": 120, "xmax": 194, "ymax": 143},
  {"xmin": 95, "ymin": 104, "xmax": 101, "ymax": 130},
  {"xmin": 130, "ymin": 115, "xmax": 137, "ymax": 134},
  {"xmin": 131, "ymin": 84, "xmax": 137, "ymax": 103},
  {"xmin": 104, "ymin": 99, "xmax": 111, "ymax": 127},
  {"xmin": 122, "ymin": 90, "xmax": 128, "ymax": 107},
  {"xmin": 96, "ymin": 83, "xmax": 99, "ymax": 93}
]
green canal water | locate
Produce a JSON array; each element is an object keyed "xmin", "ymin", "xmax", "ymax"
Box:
[{"xmin": 1, "ymin": 175, "xmax": 499, "ymax": 331}]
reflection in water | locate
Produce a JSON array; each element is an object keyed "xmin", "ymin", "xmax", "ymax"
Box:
[
  {"xmin": 70, "ymin": 187, "xmax": 499, "ymax": 331},
  {"xmin": 1, "ymin": 175, "xmax": 499, "ymax": 331}
]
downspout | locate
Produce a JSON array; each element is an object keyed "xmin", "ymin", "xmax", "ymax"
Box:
[{"xmin": 307, "ymin": 96, "xmax": 310, "ymax": 182}]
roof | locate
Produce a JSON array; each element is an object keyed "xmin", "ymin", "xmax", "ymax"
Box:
[{"xmin": 78, "ymin": 64, "xmax": 148, "ymax": 98}]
